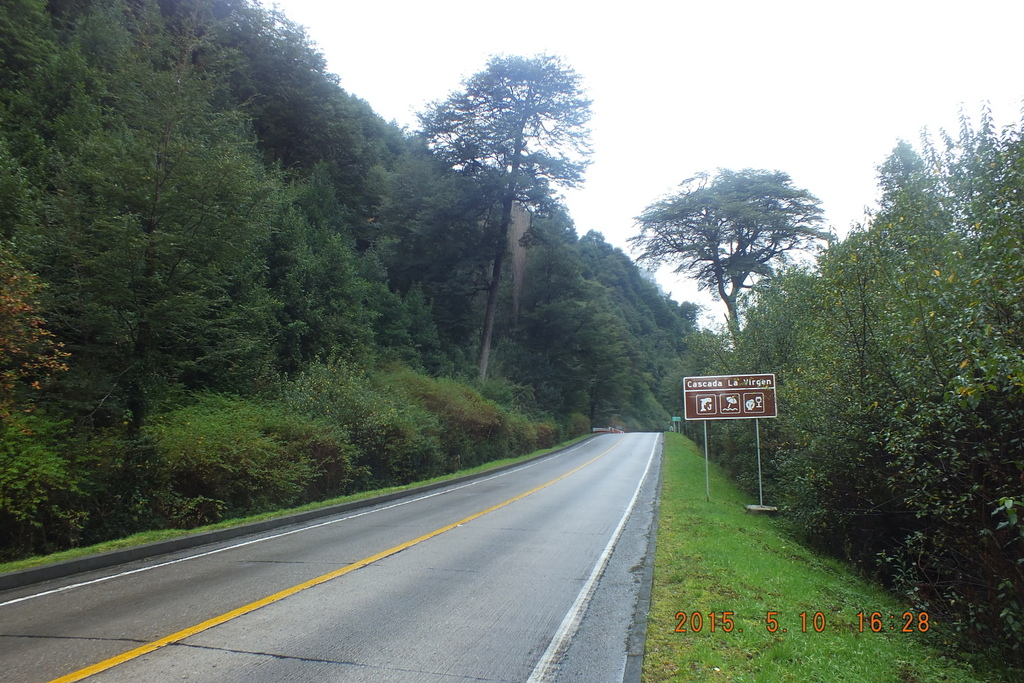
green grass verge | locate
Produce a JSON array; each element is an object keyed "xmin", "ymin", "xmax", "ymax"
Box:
[
  {"xmin": 0, "ymin": 435, "xmax": 592, "ymax": 576},
  {"xmin": 643, "ymin": 432, "xmax": 1004, "ymax": 683}
]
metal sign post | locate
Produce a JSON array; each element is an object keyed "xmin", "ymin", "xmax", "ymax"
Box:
[
  {"xmin": 703, "ymin": 421, "xmax": 710, "ymax": 502},
  {"xmin": 756, "ymin": 418, "xmax": 763, "ymax": 506},
  {"xmin": 683, "ymin": 374, "xmax": 778, "ymax": 510}
]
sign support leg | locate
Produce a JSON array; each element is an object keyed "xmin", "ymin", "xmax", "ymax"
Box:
[
  {"xmin": 704, "ymin": 420, "xmax": 710, "ymax": 502},
  {"xmin": 756, "ymin": 418, "xmax": 763, "ymax": 506}
]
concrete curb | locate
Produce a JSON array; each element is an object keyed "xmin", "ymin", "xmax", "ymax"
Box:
[{"xmin": 0, "ymin": 436, "xmax": 597, "ymax": 593}]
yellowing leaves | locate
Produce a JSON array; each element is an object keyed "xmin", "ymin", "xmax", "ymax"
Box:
[{"xmin": 0, "ymin": 252, "xmax": 70, "ymax": 422}]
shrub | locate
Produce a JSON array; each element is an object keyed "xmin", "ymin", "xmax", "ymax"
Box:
[
  {"xmin": 0, "ymin": 413, "xmax": 82, "ymax": 559},
  {"xmin": 70, "ymin": 428, "xmax": 166, "ymax": 546},
  {"xmin": 565, "ymin": 412, "xmax": 591, "ymax": 438},
  {"xmin": 385, "ymin": 368, "xmax": 504, "ymax": 466},
  {"xmin": 285, "ymin": 362, "xmax": 444, "ymax": 485},
  {"xmin": 498, "ymin": 411, "xmax": 538, "ymax": 460},
  {"xmin": 384, "ymin": 367, "xmax": 553, "ymax": 467},
  {"xmin": 145, "ymin": 393, "xmax": 356, "ymax": 526},
  {"xmin": 534, "ymin": 420, "xmax": 558, "ymax": 449},
  {"xmin": 0, "ymin": 250, "xmax": 69, "ymax": 421}
]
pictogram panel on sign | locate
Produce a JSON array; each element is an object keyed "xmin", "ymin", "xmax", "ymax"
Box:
[{"xmin": 683, "ymin": 374, "xmax": 777, "ymax": 420}]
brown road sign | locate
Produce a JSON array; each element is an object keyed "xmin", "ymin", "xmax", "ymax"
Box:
[{"xmin": 683, "ymin": 374, "xmax": 777, "ymax": 420}]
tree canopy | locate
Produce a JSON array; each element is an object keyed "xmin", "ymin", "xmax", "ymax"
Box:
[
  {"xmin": 631, "ymin": 169, "xmax": 831, "ymax": 336},
  {"xmin": 417, "ymin": 53, "xmax": 591, "ymax": 190}
]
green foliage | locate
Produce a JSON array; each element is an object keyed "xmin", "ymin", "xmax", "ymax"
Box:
[
  {"xmin": 284, "ymin": 362, "xmax": 549, "ymax": 485},
  {"xmin": 0, "ymin": 135, "xmax": 34, "ymax": 241},
  {"xmin": 145, "ymin": 393, "xmax": 357, "ymax": 526},
  {"xmin": 500, "ymin": 228, "xmax": 692, "ymax": 429},
  {"xmin": 418, "ymin": 53, "xmax": 592, "ymax": 191},
  {"xmin": 367, "ymin": 282, "xmax": 444, "ymax": 372},
  {"xmin": 375, "ymin": 147, "xmax": 494, "ymax": 348},
  {"xmin": 0, "ymin": 413, "xmax": 80, "ymax": 559},
  {"xmin": 16, "ymin": 8, "xmax": 279, "ymax": 426},
  {"xmin": 266, "ymin": 165, "xmax": 378, "ymax": 371},
  {"xmin": 565, "ymin": 412, "xmax": 592, "ymax": 438},
  {"xmin": 714, "ymin": 114, "xmax": 1024, "ymax": 667},
  {"xmin": 212, "ymin": 2, "xmax": 401, "ymax": 201},
  {"xmin": 285, "ymin": 361, "xmax": 425, "ymax": 485},
  {"xmin": 0, "ymin": 0, "xmax": 55, "ymax": 92},
  {"xmin": 388, "ymin": 367, "xmax": 552, "ymax": 465}
]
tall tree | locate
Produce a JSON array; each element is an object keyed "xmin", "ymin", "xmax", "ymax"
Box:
[
  {"xmin": 29, "ymin": 10, "xmax": 277, "ymax": 427},
  {"xmin": 631, "ymin": 169, "xmax": 830, "ymax": 338},
  {"xmin": 418, "ymin": 54, "xmax": 592, "ymax": 380}
]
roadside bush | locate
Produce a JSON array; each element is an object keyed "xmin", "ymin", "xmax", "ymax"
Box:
[
  {"xmin": 534, "ymin": 420, "xmax": 558, "ymax": 449},
  {"xmin": 392, "ymin": 369, "xmax": 500, "ymax": 434},
  {"xmin": 565, "ymin": 412, "xmax": 591, "ymax": 438},
  {"xmin": 0, "ymin": 413, "xmax": 82, "ymax": 559},
  {"xmin": 479, "ymin": 375, "xmax": 539, "ymax": 416},
  {"xmin": 0, "ymin": 361, "xmax": 568, "ymax": 561},
  {"xmin": 0, "ymin": 249, "xmax": 69, "ymax": 421},
  {"xmin": 285, "ymin": 361, "xmax": 445, "ymax": 485},
  {"xmin": 145, "ymin": 393, "xmax": 357, "ymax": 526},
  {"xmin": 70, "ymin": 427, "xmax": 166, "ymax": 546},
  {"xmin": 499, "ymin": 411, "xmax": 540, "ymax": 458},
  {"xmin": 384, "ymin": 367, "xmax": 557, "ymax": 468}
]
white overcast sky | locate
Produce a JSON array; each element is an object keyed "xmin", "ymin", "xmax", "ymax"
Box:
[{"xmin": 269, "ymin": 0, "xmax": 1024, "ymax": 323}]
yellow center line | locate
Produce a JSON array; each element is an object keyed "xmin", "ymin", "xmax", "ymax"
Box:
[{"xmin": 48, "ymin": 436, "xmax": 626, "ymax": 683}]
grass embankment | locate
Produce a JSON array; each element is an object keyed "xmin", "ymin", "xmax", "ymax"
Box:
[
  {"xmin": 0, "ymin": 435, "xmax": 590, "ymax": 576},
  {"xmin": 644, "ymin": 432, "xmax": 1002, "ymax": 682}
]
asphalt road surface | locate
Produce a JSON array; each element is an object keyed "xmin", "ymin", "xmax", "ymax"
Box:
[{"xmin": 0, "ymin": 432, "xmax": 662, "ymax": 683}]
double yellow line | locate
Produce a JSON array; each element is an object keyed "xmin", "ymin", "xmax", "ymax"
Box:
[{"xmin": 49, "ymin": 437, "xmax": 624, "ymax": 682}]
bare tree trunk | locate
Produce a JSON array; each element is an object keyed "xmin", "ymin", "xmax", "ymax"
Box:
[
  {"xmin": 476, "ymin": 195, "xmax": 515, "ymax": 382},
  {"xmin": 477, "ymin": 131, "xmax": 526, "ymax": 382},
  {"xmin": 509, "ymin": 202, "xmax": 530, "ymax": 326},
  {"xmin": 715, "ymin": 267, "xmax": 740, "ymax": 341}
]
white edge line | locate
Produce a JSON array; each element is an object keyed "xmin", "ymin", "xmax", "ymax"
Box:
[
  {"xmin": 1, "ymin": 441, "xmax": 592, "ymax": 609},
  {"xmin": 526, "ymin": 433, "xmax": 660, "ymax": 683}
]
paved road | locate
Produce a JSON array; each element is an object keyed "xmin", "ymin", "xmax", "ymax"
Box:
[{"xmin": 0, "ymin": 432, "xmax": 662, "ymax": 683}]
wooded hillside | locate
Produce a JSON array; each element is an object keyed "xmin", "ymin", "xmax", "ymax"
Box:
[{"xmin": 0, "ymin": 0, "xmax": 696, "ymax": 558}]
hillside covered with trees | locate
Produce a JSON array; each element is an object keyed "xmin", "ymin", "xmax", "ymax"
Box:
[{"xmin": 0, "ymin": 0, "xmax": 697, "ymax": 558}]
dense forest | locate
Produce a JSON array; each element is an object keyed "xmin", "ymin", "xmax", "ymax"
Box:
[
  {"xmin": 0, "ymin": 0, "xmax": 696, "ymax": 558},
  {"xmin": 685, "ymin": 120, "xmax": 1024, "ymax": 667}
]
